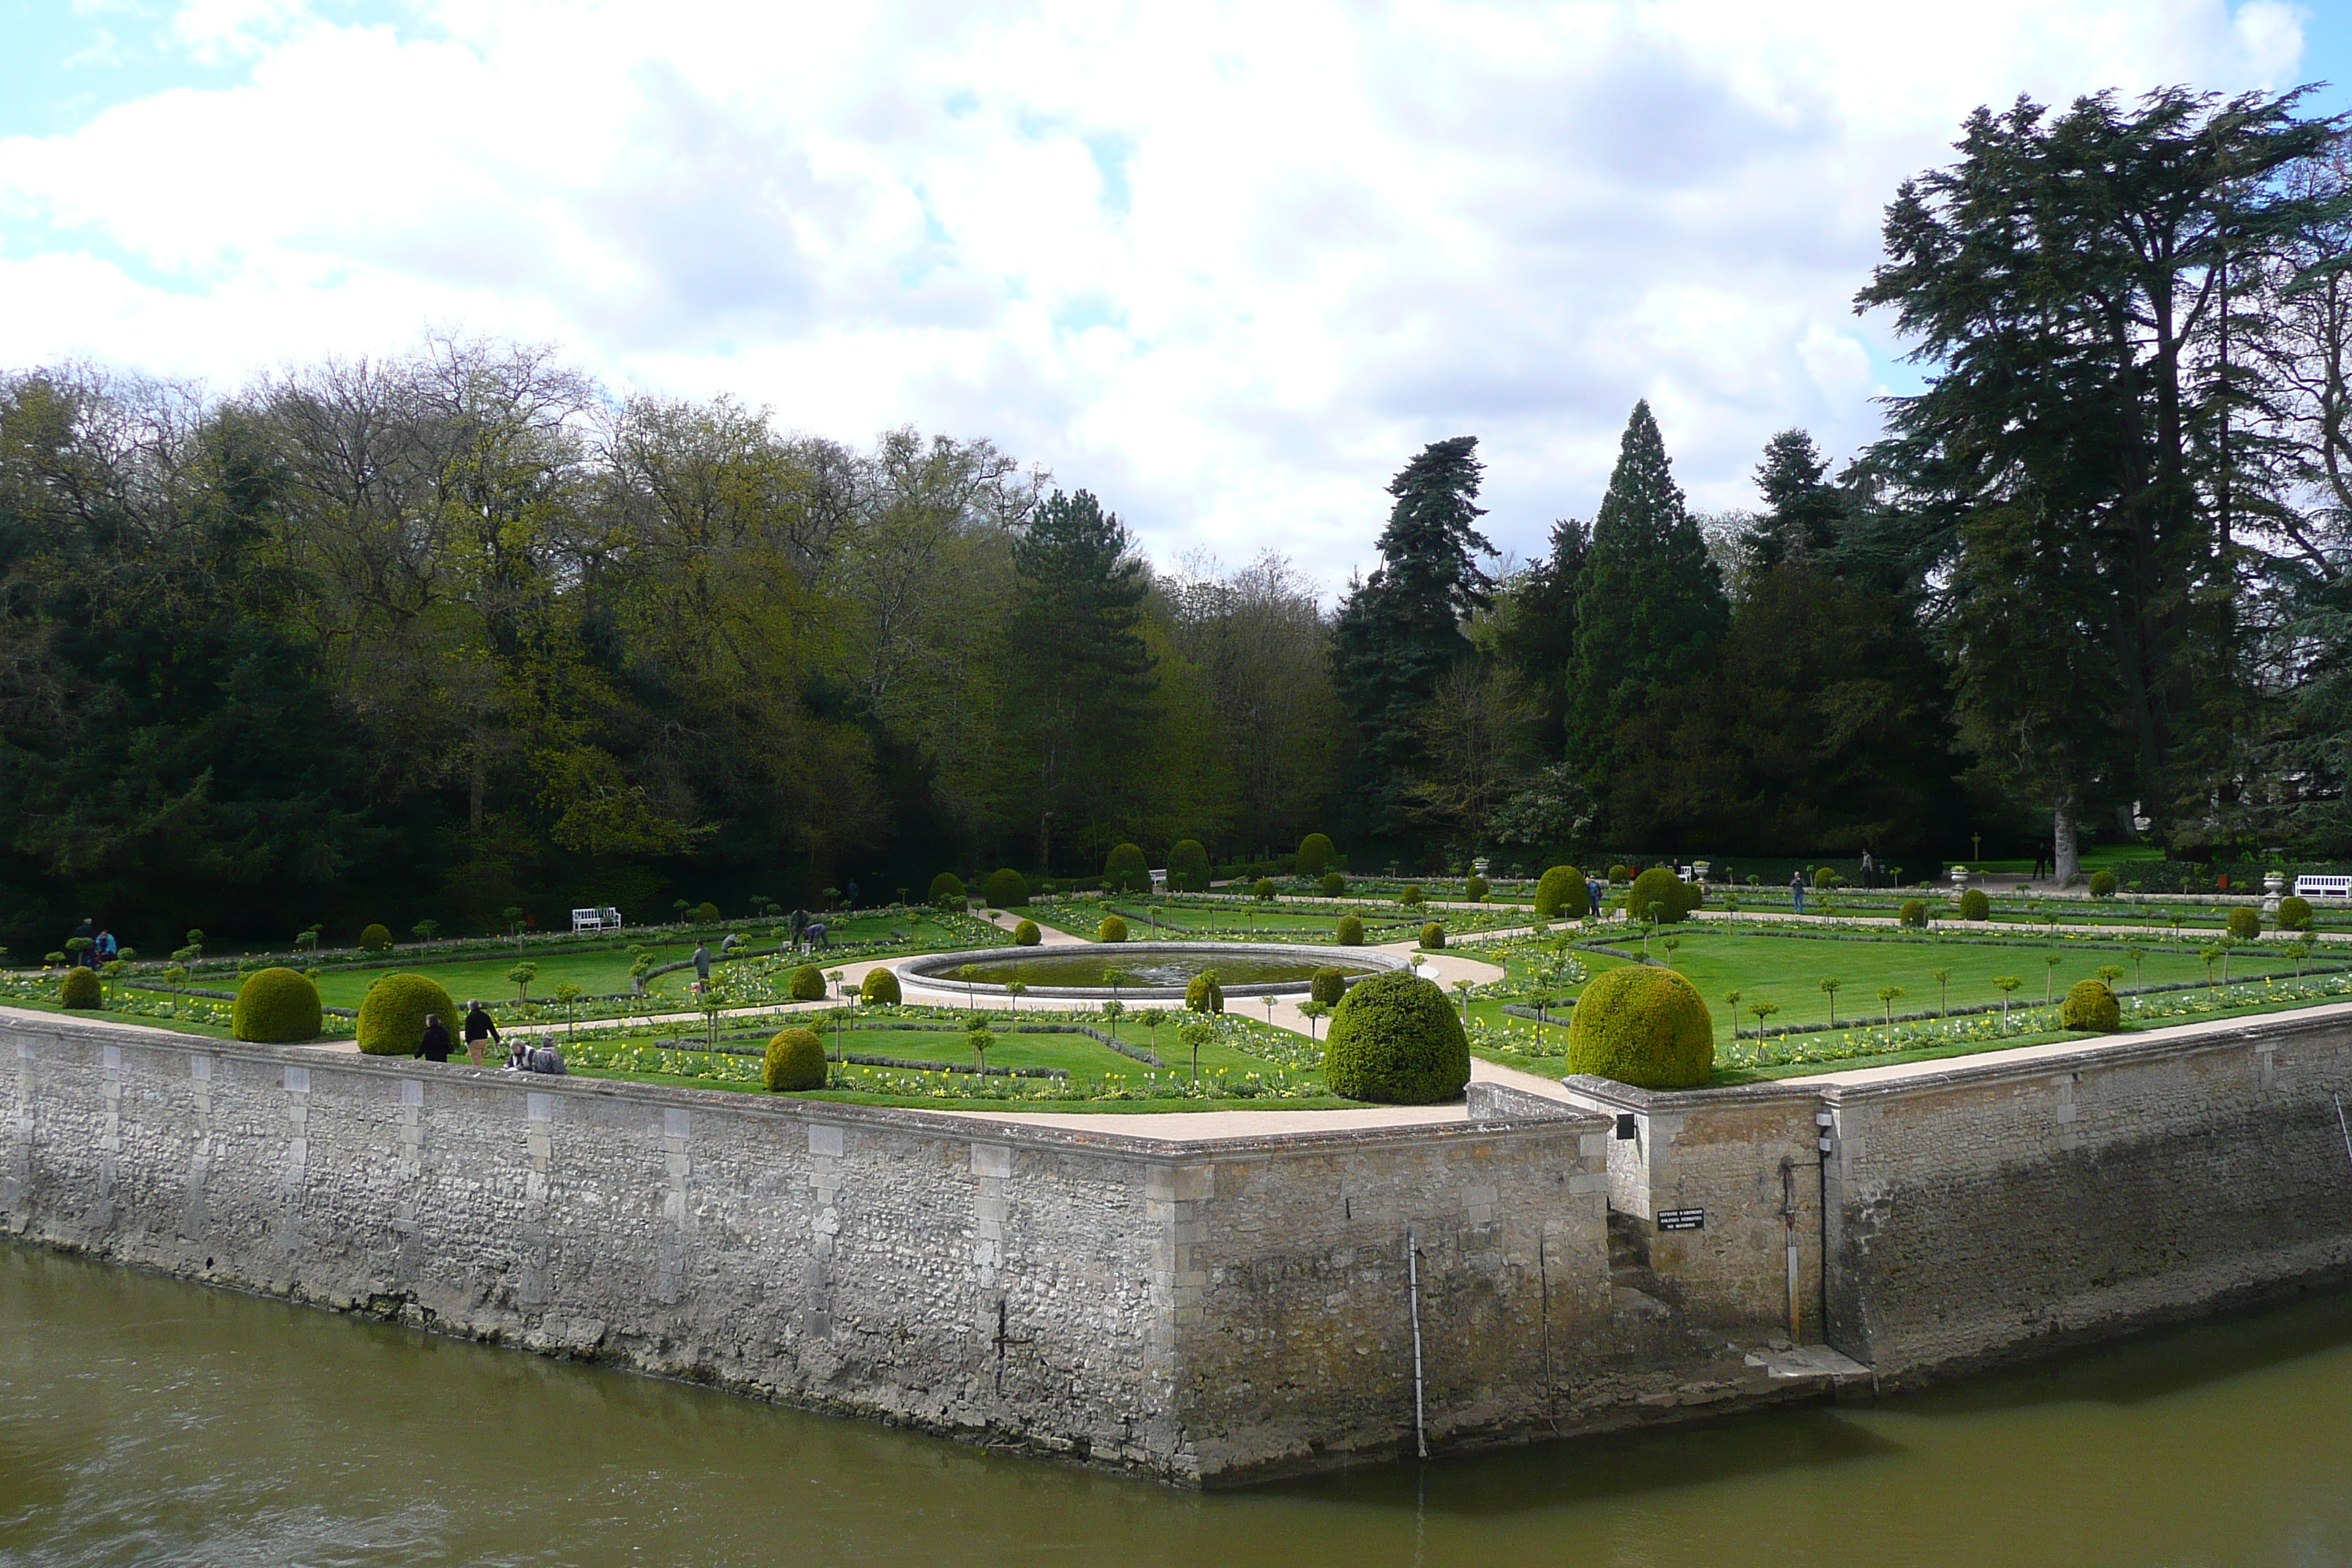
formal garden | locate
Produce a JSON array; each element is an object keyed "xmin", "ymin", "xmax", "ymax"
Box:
[{"xmin": 13, "ymin": 839, "xmax": 2352, "ymax": 1112}]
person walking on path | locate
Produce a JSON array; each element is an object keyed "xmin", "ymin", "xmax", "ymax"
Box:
[
  {"xmin": 415, "ymin": 1012, "xmax": 453, "ymax": 1063},
  {"xmin": 1790, "ymin": 872, "xmax": 1806, "ymax": 915},
  {"xmin": 461, "ymin": 1000, "xmax": 500, "ymax": 1068},
  {"xmin": 1586, "ymin": 875, "xmax": 1602, "ymax": 919}
]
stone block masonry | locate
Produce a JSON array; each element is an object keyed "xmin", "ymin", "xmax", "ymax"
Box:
[{"xmin": 1, "ymin": 1013, "xmax": 1756, "ymax": 1486}]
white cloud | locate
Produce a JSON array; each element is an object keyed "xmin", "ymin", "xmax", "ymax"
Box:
[{"xmin": 0, "ymin": 0, "xmax": 2311, "ymax": 583}]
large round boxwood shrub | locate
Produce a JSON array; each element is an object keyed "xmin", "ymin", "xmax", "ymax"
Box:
[
  {"xmin": 1534, "ymin": 866, "xmax": 1582, "ymax": 919},
  {"xmin": 1168, "ymin": 839, "xmax": 1210, "ymax": 893},
  {"xmin": 860, "ymin": 967, "xmax": 902, "ymax": 1005},
  {"xmin": 930, "ymin": 872, "xmax": 967, "ymax": 910},
  {"xmin": 694, "ymin": 901, "xmax": 720, "ymax": 923},
  {"xmin": 1104, "ymin": 843, "xmax": 1150, "ymax": 894},
  {"xmin": 2060, "ymin": 978, "xmax": 2120, "ymax": 1032},
  {"xmin": 356, "ymin": 972, "xmax": 460, "ymax": 1057},
  {"xmin": 1310, "ymin": 967, "xmax": 1349, "ymax": 1006},
  {"xmin": 789, "ymin": 964, "xmax": 826, "ymax": 1001},
  {"xmin": 1297, "ymin": 833, "xmax": 1336, "ymax": 876},
  {"xmin": 358, "ymin": 923, "xmax": 393, "ymax": 951},
  {"xmin": 1321, "ymin": 871, "xmax": 1346, "ymax": 898},
  {"xmin": 59, "ymin": 967, "xmax": 101, "ymax": 1009},
  {"xmin": 1098, "ymin": 915, "xmax": 1128, "ymax": 943},
  {"xmin": 1335, "ymin": 915, "xmax": 1365, "ymax": 945},
  {"xmin": 1253, "ymin": 877, "xmax": 1277, "ymax": 900},
  {"xmin": 763, "ymin": 1027, "xmax": 827, "ymax": 1091},
  {"xmin": 2280, "ymin": 894, "xmax": 2314, "ymax": 931},
  {"xmin": 1628, "ymin": 867, "xmax": 1701, "ymax": 924},
  {"xmin": 1567, "ymin": 965, "xmax": 1714, "ymax": 1090},
  {"xmin": 1014, "ymin": 919, "xmax": 1041, "ymax": 946},
  {"xmin": 1185, "ymin": 971, "xmax": 1224, "ymax": 1014},
  {"xmin": 1959, "ymin": 888, "xmax": 1990, "ymax": 921},
  {"xmin": 1399, "ymin": 883, "xmax": 1424, "ymax": 907},
  {"xmin": 984, "ymin": 868, "xmax": 1029, "ymax": 908},
  {"xmin": 1322, "ymin": 970, "xmax": 1471, "ymax": 1104},
  {"xmin": 2088, "ymin": 869, "xmax": 2118, "ymax": 898},
  {"xmin": 233, "ymin": 967, "xmax": 323, "ymax": 1043},
  {"xmin": 1420, "ymin": 921, "xmax": 1446, "ymax": 950},
  {"xmin": 2228, "ymin": 906, "xmax": 2262, "ymax": 941},
  {"xmin": 1466, "ymin": 875, "xmax": 1489, "ymax": 902},
  {"xmin": 1898, "ymin": 899, "xmax": 1929, "ymax": 929}
]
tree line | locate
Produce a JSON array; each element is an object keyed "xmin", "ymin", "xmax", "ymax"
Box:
[{"xmin": 1, "ymin": 86, "xmax": 2346, "ymax": 949}]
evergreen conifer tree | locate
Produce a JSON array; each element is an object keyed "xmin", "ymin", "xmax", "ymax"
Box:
[
  {"xmin": 1751, "ymin": 430, "xmax": 1847, "ymax": 569},
  {"xmin": 1006, "ymin": 489, "xmax": 1156, "ymax": 871},
  {"xmin": 1332, "ymin": 437, "xmax": 1495, "ymax": 837},
  {"xmin": 1565, "ymin": 403, "xmax": 1727, "ymax": 785}
]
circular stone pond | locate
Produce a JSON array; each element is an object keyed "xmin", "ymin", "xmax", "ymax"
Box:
[{"xmin": 899, "ymin": 942, "xmax": 1407, "ymax": 1000}]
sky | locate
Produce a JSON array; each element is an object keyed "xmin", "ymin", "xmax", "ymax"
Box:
[{"xmin": 1, "ymin": 0, "xmax": 2348, "ymax": 585}]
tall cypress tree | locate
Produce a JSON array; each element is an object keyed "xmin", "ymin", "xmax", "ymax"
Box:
[
  {"xmin": 1332, "ymin": 437, "xmax": 1494, "ymax": 840},
  {"xmin": 1565, "ymin": 402, "xmax": 1727, "ymax": 785}
]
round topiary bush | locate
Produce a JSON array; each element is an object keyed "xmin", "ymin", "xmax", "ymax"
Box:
[
  {"xmin": 1322, "ymin": 970, "xmax": 1470, "ymax": 1104},
  {"xmin": 1899, "ymin": 899, "xmax": 1929, "ymax": 929},
  {"xmin": 1321, "ymin": 871, "xmax": 1346, "ymax": 898},
  {"xmin": 2088, "ymin": 869, "xmax": 2118, "ymax": 898},
  {"xmin": 1104, "ymin": 843, "xmax": 1150, "ymax": 894},
  {"xmin": 789, "ymin": 964, "xmax": 827, "ymax": 1001},
  {"xmin": 1297, "ymin": 833, "xmax": 1336, "ymax": 876},
  {"xmin": 1014, "ymin": 919, "xmax": 1041, "ymax": 946},
  {"xmin": 2280, "ymin": 894, "xmax": 2314, "ymax": 931},
  {"xmin": 2059, "ymin": 978, "xmax": 2120, "ymax": 1033},
  {"xmin": 1335, "ymin": 915, "xmax": 1365, "ymax": 945},
  {"xmin": 1169, "ymin": 839, "xmax": 1211, "ymax": 893},
  {"xmin": 1534, "ymin": 865, "xmax": 1581, "ymax": 919},
  {"xmin": 358, "ymin": 923, "xmax": 393, "ymax": 951},
  {"xmin": 233, "ymin": 967, "xmax": 323, "ymax": 1043},
  {"xmin": 1628, "ymin": 867, "xmax": 1701, "ymax": 924},
  {"xmin": 1567, "ymin": 965, "xmax": 1714, "ymax": 1090},
  {"xmin": 984, "ymin": 868, "xmax": 1029, "ymax": 908},
  {"xmin": 1185, "ymin": 971, "xmax": 1224, "ymax": 1013},
  {"xmin": 860, "ymin": 967, "xmax": 902, "ymax": 1005},
  {"xmin": 59, "ymin": 967, "xmax": 101, "ymax": 1009},
  {"xmin": 930, "ymin": 872, "xmax": 967, "ymax": 910},
  {"xmin": 1311, "ymin": 967, "xmax": 1349, "ymax": 1006},
  {"xmin": 764, "ymin": 1027, "xmax": 827, "ymax": 1091},
  {"xmin": 1466, "ymin": 875, "xmax": 1489, "ymax": 902},
  {"xmin": 1420, "ymin": 921, "xmax": 1445, "ymax": 950},
  {"xmin": 1609, "ymin": 864, "xmax": 1631, "ymax": 883},
  {"xmin": 2228, "ymin": 905, "xmax": 2262, "ymax": 941},
  {"xmin": 1253, "ymin": 877, "xmax": 1276, "ymax": 900},
  {"xmin": 356, "ymin": 972, "xmax": 460, "ymax": 1056},
  {"xmin": 1399, "ymin": 883, "xmax": 1424, "ymax": 907},
  {"xmin": 1098, "ymin": 915, "xmax": 1128, "ymax": 943},
  {"xmin": 695, "ymin": 901, "xmax": 720, "ymax": 923},
  {"xmin": 1959, "ymin": 888, "xmax": 1990, "ymax": 921}
]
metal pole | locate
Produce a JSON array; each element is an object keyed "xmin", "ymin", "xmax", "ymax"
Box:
[
  {"xmin": 1407, "ymin": 1226, "xmax": 1428, "ymax": 1460},
  {"xmin": 1781, "ymin": 1157, "xmax": 1800, "ymax": 1341}
]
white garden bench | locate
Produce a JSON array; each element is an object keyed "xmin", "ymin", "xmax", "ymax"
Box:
[
  {"xmin": 570, "ymin": 905, "xmax": 624, "ymax": 932},
  {"xmin": 2293, "ymin": 875, "xmax": 2352, "ymax": 900}
]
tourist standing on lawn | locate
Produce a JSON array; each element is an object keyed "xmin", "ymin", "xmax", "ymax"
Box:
[
  {"xmin": 693, "ymin": 941, "xmax": 712, "ymax": 990},
  {"xmin": 1790, "ymin": 872, "xmax": 1806, "ymax": 915},
  {"xmin": 415, "ymin": 1013, "xmax": 453, "ymax": 1063},
  {"xmin": 462, "ymin": 1000, "xmax": 500, "ymax": 1067}
]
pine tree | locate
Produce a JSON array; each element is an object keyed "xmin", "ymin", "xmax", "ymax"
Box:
[
  {"xmin": 1565, "ymin": 403, "xmax": 1727, "ymax": 784},
  {"xmin": 1489, "ymin": 516, "xmax": 1587, "ymax": 757},
  {"xmin": 1332, "ymin": 437, "xmax": 1494, "ymax": 839},
  {"xmin": 1005, "ymin": 489, "xmax": 1156, "ymax": 871}
]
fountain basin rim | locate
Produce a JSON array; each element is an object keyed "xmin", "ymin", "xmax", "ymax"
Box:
[{"xmin": 895, "ymin": 942, "xmax": 1412, "ymax": 999}]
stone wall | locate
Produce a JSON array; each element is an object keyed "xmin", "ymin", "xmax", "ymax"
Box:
[
  {"xmin": 1, "ymin": 1012, "xmax": 1669, "ymax": 1485},
  {"xmin": 1561, "ymin": 1004, "xmax": 2352, "ymax": 1379}
]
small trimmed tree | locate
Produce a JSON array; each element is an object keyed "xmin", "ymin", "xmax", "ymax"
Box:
[
  {"xmin": 2060, "ymin": 979, "xmax": 2120, "ymax": 1032},
  {"xmin": 860, "ymin": 968, "xmax": 902, "ymax": 1005},
  {"xmin": 1466, "ymin": 875, "xmax": 1489, "ymax": 902},
  {"xmin": 1898, "ymin": 899, "xmax": 1929, "ymax": 929},
  {"xmin": 1185, "ymin": 969, "xmax": 1225, "ymax": 1014},
  {"xmin": 1310, "ymin": 967, "xmax": 1349, "ymax": 1006},
  {"xmin": 1254, "ymin": 877, "xmax": 1277, "ymax": 900},
  {"xmin": 1104, "ymin": 843, "xmax": 1150, "ymax": 894},
  {"xmin": 1566, "ymin": 965, "xmax": 1713, "ymax": 1090},
  {"xmin": 1959, "ymin": 888, "xmax": 1991, "ymax": 921},
  {"xmin": 1420, "ymin": 922, "xmax": 1445, "ymax": 950},
  {"xmin": 1534, "ymin": 865, "xmax": 1582, "ymax": 919},
  {"xmin": 59, "ymin": 967, "xmax": 101, "ymax": 1009},
  {"xmin": 1627, "ymin": 867, "xmax": 1701, "ymax": 924},
  {"xmin": 2228, "ymin": 905, "xmax": 2261, "ymax": 941},
  {"xmin": 2279, "ymin": 894, "xmax": 2314, "ymax": 931},
  {"xmin": 1321, "ymin": 871, "xmax": 1346, "ymax": 898},
  {"xmin": 984, "ymin": 868, "xmax": 1030, "ymax": 908},
  {"xmin": 358, "ymin": 923, "xmax": 393, "ymax": 951},
  {"xmin": 763, "ymin": 1027, "xmax": 827, "ymax": 1090},
  {"xmin": 233, "ymin": 968, "xmax": 322, "ymax": 1043},
  {"xmin": 1399, "ymin": 883, "xmax": 1424, "ymax": 907},
  {"xmin": 1297, "ymin": 833, "xmax": 1337, "ymax": 876},
  {"xmin": 790, "ymin": 964, "xmax": 826, "ymax": 1001},
  {"xmin": 356, "ymin": 973, "xmax": 459, "ymax": 1056},
  {"xmin": 1013, "ymin": 919, "xmax": 1042, "ymax": 946},
  {"xmin": 1335, "ymin": 915, "xmax": 1365, "ymax": 945},
  {"xmin": 2087, "ymin": 869, "xmax": 2118, "ymax": 898},
  {"xmin": 930, "ymin": 872, "xmax": 968, "ymax": 911},
  {"xmin": 1322, "ymin": 970, "xmax": 1471, "ymax": 1104},
  {"xmin": 1098, "ymin": 914, "xmax": 1128, "ymax": 943},
  {"xmin": 1168, "ymin": 839, "xmax": 1211, "ymax": 893}
]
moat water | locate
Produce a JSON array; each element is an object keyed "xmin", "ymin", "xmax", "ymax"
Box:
[{"xmin": 4, "ymin": 1243, "xmax": 2351, "ymax": 1567}]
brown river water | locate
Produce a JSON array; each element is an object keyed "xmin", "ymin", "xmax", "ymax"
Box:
[{"xmin": 3, "ymin": 1243, "xmax": 2350, "ymax": 1567}]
